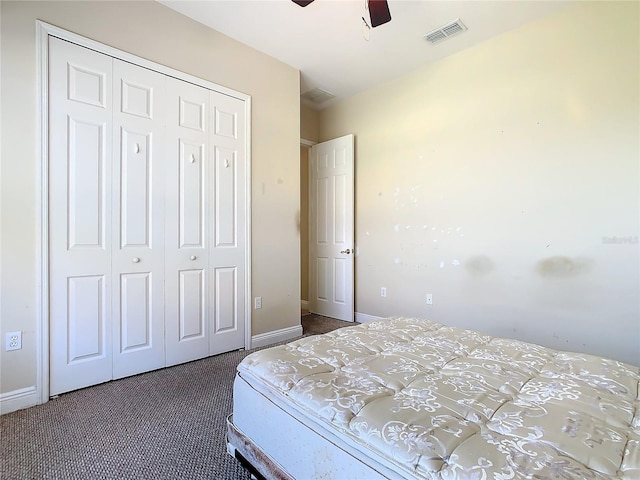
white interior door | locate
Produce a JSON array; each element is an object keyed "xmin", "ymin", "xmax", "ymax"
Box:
[
  {"xmin": 49, "ymin": 38, "xmax": 114, "ymax": 395},
  {"xmin": 111, "ymin": 59, "xmax": 166, "ymax": 379},
  {"xmin": 309, "ymin": 134, "xmax": 354, "ymax": 321}
]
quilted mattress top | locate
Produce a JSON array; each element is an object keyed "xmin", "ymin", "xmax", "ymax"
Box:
[{"xmin": 238, "ymin": 317, "xmax": 640, "ymax": 479}]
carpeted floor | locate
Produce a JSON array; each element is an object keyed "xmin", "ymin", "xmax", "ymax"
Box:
[{"xmin": 1, "ymin": 315, "xmax": 354, "ymax": 480}]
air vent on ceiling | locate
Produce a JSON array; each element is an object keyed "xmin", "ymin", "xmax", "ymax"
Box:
[
  {"xmin": 424, "ymin": 19, "xmax": 467, "ymax": 45},
  {"xmin": 301, "ymin": 88, "xmax": 336, "ymax": 105}
]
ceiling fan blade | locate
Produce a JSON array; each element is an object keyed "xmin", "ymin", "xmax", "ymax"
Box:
[
  {"xmin": 292, "ymin": 0, "xmax": 315, "ymax": 6},
  {"xmin": 368, "ymin": 0, "xmax": 392, "ymax": 27}
]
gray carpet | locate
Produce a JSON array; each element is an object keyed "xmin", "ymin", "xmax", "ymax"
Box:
[{"xmin": 1, "ymin": 315, "xmax": 354, "ymax": 480}]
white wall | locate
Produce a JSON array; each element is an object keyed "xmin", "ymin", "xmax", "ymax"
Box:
[
  {"xmin": 0, "ymin": 0, "xmax": 301, "ymax": 402},
  {"xmin": 320, "ymin": 1, "xmax": 639, "ymax": 365}
]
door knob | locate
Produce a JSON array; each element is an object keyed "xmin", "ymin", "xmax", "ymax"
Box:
[
  {"xmin": 340, "ymin": 248, "xmax": 351, "ymax": 254},
  {"xmin": 132, "ymin": 257, "xmax": 140, "ymax": 263},
  {"xmin": 190, "ymin": 255, "xmax": 197, "ymax": 260}
]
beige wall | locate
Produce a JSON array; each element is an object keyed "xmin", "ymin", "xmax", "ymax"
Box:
[
  {"xmin": 0, "ymin": 0, "xmax": 301, "ymax": 397},
  {"xmin": 319, "ymin": 1, "xmax": 639, "ymax": 365}
]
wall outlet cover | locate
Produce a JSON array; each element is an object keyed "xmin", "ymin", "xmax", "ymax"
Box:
[{"xmin": 6, "ymin": 331, "xmax": 22, "ymax": 351}]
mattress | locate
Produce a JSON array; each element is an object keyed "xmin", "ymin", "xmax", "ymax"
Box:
[{"xmin": 228, "ymin": 317, "xmax": 640, "ymax": 479}]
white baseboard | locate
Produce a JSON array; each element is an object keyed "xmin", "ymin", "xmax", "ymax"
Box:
[
  {"xmin": 251, "ymin": 325, "xmax": 303, "ymax": 349},
  {"xmin": 0, "ymin": 386, "xmax": 38, "ymax": 415},
  {"xmin": 251, "ymin": 312, "xmax": 383, "ymax": 350},
  {"xmin": 355, "ymin": 312, "xmax": 384, "ymax": 323}
]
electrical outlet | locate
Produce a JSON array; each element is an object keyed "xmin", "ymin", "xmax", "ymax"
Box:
[
  {"xmin": 381, "ymin": 287, "xmax": 387, "ymax": 297},
  {"xmin": 6, "ymin": 331, "xmax": 22, "ymax": 351},
  {"xmin": 254, "ymin": 297, "xmax": 262, "ymax": 309},
  {"xmin": 426, "ymin": 294, "xmax": 433, "ymax": 305}
]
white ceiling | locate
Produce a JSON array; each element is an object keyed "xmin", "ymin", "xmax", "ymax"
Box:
[{"xmin": 159, "ymin": 0, "xmax": 573, "ymax": 109}]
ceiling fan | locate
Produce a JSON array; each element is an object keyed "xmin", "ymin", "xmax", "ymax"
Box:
[{"xmin": 292, "ymin": 0, "xmax": 392, "ymax": 28}]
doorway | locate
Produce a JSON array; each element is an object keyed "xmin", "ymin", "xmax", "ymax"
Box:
[
  {"xmin": 300, "ymin": 143, "xmax": 311, "ymax": 315},
  {"xmin": 302, "ymin": 135, "xmax": 355, "ymax": 322}
]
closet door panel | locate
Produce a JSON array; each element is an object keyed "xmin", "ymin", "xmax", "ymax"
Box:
[
  {"xmin": 214, "ymin": 146, "xmax": 237, "ymax": 247},
  {"xmin": 179, "ymin": 140, "xmax": 205, "ymax": 248},
  {"xmin": 119, "ymin": 130, "xmax": 151, "ymax": 246},
  {"xmin": 178, "ymin": 269, "xmax": 206, "ymax": 339},
  {"xmin": 119, "ymin": 272, "xmax": 152, "ymax": 351},
  {"xmin": 67, "ymin": 119, "xmax": 108, "ymax": 248},
  {"xmin": 111, "ymin": 59, "xmax": 166, "ymax": 379},
  {"xmin": 214, "ymin": 267, "xmax": 237, "ymax": 332},
  {"xmin": 165, "ymin": 78, "xmax": 210, "ymax": 366},
  {"xmin": 66, "ymin": 275, "xmax": 108, "ymax": 362},
  {"xmin": 49, "ymin": 37, "xmax": 114, "ymax": 395},
  {"xmin": 209, "ymin": 93, "xmax": 246, "ymax": 355}
]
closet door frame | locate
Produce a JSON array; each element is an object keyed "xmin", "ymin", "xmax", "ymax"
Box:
[{"xmin": 35, "ymin": 21, "xmax": 252, "ymax": 404}]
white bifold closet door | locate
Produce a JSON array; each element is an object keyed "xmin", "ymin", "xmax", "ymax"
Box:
[
  {"xmin": 49, "ymin": 39, "xmax": 116, "ymax": 394},
  {"xmin": 111, "ymin": 59, "xmax": 167, "ymax": 380},
  {"xmin": 163, "ymin": 78, "xmax": 248, "ymax": 365},
  {"xmin": 49, "ymin": 37, "xmax": 246, "ymax": 395}
]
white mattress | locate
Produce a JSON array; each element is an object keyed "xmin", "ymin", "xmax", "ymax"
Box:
[{"xmin": 230, "ymin": 317, "xmax": 640, "ymax": 479}]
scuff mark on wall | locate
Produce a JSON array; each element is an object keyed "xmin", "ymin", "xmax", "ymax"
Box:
[
  {"xmin": 536, "ymin": 256, "xmax": 592, "ymax": 278},
  {"xmin": 465, "ymin": 255, "xmax": 495, "ymax": 277}
]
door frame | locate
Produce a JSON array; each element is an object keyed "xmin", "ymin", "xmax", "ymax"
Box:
[
  {"xmin": 35, "ymin": 21, "xmax": 252, "ymax": 404},
  {"xmin": 300, "ymin": 139, "xmax": 316, "ymax": 313}
]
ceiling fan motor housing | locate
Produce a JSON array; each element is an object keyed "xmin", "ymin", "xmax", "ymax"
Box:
[{"xmin": 292, "ymin": 0, "xmax": 392, "ymax": 28}]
